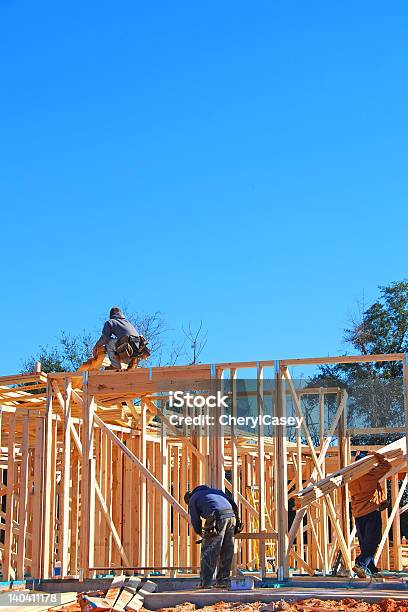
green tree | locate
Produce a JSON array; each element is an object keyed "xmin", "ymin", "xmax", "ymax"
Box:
[
  {"xmin": 307, "ymin": 280, "xmax": 408, "ymax": 430},
  {"xmin": 344, "ymin": 280, "xmax": 408, "ymax": 377},
  {"xmin": 304, "ymin": 280, "xmax": 408, "ymax": 535},
  {"xmin": 21, "ymin": 331, "xmax": 94, "ymax": 373}
]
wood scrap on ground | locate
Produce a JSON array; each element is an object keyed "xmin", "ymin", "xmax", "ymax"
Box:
[
  {"xmin": 102, "ymin": 574, "xmax": 126, "ymax": 608},
  {"xmin": 69, "ymin": 577, "xmax": 157, "ymax": 612},
  {"xmin": 112, "ymin": 578, "xmax": 141, "ymax": 611},
  {"xmin": 126, "ymin": 580, "xmax": 158, "ymax": 612}
]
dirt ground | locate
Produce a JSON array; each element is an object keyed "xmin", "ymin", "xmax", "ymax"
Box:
[
  {"xmin": 53, "ymin": 597, "xmax": 408, "ymax": 612},
  {"xmin": 154, "ymin": 599, "xmax": 408, "ymax": 612}
]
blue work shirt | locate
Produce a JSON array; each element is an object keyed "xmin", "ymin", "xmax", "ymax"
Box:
[{"xmin": 188, "ymin": 486, "xmax": 237, "ymax": 535}]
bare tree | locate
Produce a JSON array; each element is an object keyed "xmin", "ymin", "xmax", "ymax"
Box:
[
  {"xmin": 165, "ymin": 340, "xmax": 186, "ymax": 366},
  {"xmin": 127, "ymin": 311, "xmax": 167, "ymax": 363},
  {"xmin": 182, "ymin": 320, "xmax": 208, "ymax": 365}
]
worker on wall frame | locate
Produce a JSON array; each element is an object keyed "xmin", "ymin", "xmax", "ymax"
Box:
[
  {"xmin": 349, "ymin": 450, "xmax": 391, "ymax": 578},
  {"xmin": 93, "ymin": 307, "xmax": 141, "ymax": 370},
  {"xmin": 184, "ymin": 485, "xmax": 244, "ymax": 589}
]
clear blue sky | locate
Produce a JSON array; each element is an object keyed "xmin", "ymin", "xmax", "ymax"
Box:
[{"xmin": 1, "ymin": 1, "xmax": 407, "ymax": 374}]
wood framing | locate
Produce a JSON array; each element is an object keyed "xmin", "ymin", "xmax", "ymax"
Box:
[{"xmin": 0, "ymin": 352, "xmax": 407, "ymax": 580}]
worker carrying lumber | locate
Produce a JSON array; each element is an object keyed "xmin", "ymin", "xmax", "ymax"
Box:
[
  {"xmin": 92, "ymin": 307, "xmax": 149, "ymax": 370},
  {"xmin": 184, "ymin": 485, "xmax": 244, "ymax": 589},
  {"xmin": 349, "ymin": 450, "xmax": 391, "ymax": 579}
]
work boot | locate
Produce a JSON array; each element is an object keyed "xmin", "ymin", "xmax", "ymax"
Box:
[
  {"xmin": 353, "ymin": 563, "xmax": 371, "ymax": 579},
  {"xmin": 368, "ymin": 562, "xmax": 381, "ymax": 576},
  {"xmin": 213, "ymin": 582, "xmax": 228, "ymax": 589}
]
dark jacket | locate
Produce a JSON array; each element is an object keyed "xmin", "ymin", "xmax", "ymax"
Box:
[
  {"xmin": 188, "ymin": 485, "xmax": 238, "ymax": 535},
  {"xmin": 101, "ymin": 311, "xmax": 139, "ymax": 343}
]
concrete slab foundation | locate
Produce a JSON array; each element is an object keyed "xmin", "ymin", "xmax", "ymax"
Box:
[
  {"xmin": 143, "ymin": 587, "xmax": 408, "ymax": 610},
  {"xmin": 28, "ymin": 576, "xmax": 408, "ymax": 610}
]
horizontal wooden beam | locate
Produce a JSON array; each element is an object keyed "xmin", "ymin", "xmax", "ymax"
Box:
[
  {"xmin": 88, "ymin": 368, "xmax": 212, "ymax": 396},
  {"xmin": 281, "ymin": 352, "xmax": 405, "ymax": 366},
  {"xmin": 349, "ymin": 427, "xmax": 406, "ymax": 435}
]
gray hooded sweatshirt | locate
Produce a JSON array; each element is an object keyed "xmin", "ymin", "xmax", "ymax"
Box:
[{"xmin": 100, "ymin": 310, "xmax": 139, "ymax": 343}]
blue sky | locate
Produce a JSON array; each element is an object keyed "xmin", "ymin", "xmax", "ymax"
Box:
[{"xmin": 1, "ymin": 1, "xmax": 407, "ymax": 374}]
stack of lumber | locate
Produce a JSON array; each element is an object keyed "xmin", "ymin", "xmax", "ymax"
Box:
[
  {"xmin": 55, "ymin": 576, "xmax": 157, "ymax": 612},
  {"xmin": 294, "ymin": 444, "xmax": 405, "ymax": 510}
]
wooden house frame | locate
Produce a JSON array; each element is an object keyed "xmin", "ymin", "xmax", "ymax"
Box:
[{"xmin": 0, "ymin": 352, "xmax": 407, "ymax": 581}]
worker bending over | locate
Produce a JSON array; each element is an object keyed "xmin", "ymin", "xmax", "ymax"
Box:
[
  {"xmin": 184, "ymin": 485, "xmax": 243, "ymax": 589},
  {"xmin": 93, "ymin": 307, "xmax": 140, "ymax": 370},
  {"xmin": 349, "ymin": 451, "xmax": 391, "ymax": 578}
]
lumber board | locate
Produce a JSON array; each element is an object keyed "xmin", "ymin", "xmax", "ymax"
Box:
[
  {"xmin": 3, "ymin": 411, "xmax": 16, "ymax": 580},
  {"xmin": 282, "ymin": 352, "xmax": 405, "ymax": 366},
  {"xmin": 88, "ymin": 365, "xmax": 211, "ymax": 396},
  {"xmin": 78, "ymin": 345, "xmax": 109, "ymax": 372},
  {"xmin": 125, "ymin": 580, "xmax": 157, "ymax": 611},
  {"xmin": 17, "ymin": 411, "xmax": 29, "ymax": 579},
  {"xmin": 294, "ymin": 447, "xmax": 404, "ymax": 509},
  {"xmin": 101, "ymin": 573, "xmax": 125, "ymax": 607},
  {"xmin": 112, "ymin": 578, "xmax": 141, "ymax": 611}
]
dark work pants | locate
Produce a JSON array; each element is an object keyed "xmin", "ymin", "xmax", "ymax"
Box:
[
  {"xmin": 355, "ymin": 510, "xmax": 382, "ymax": 571},
  {"xmin": 200, "ymin": 516, "xmax": 236, "ymax": 587}
]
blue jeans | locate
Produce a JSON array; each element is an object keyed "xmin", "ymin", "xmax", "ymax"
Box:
[
  {"xmin": 200, "ymin": 516, "xmax": 236, "ymax": 587},
  {"xmin": 355, "ymin": 510, "xmax": 382, "ymax": 571}
]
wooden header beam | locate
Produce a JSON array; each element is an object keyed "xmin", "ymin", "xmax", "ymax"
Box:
[{"xmin": 281, "ymin": 352, "xmax": 405, "ymax": 367}]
